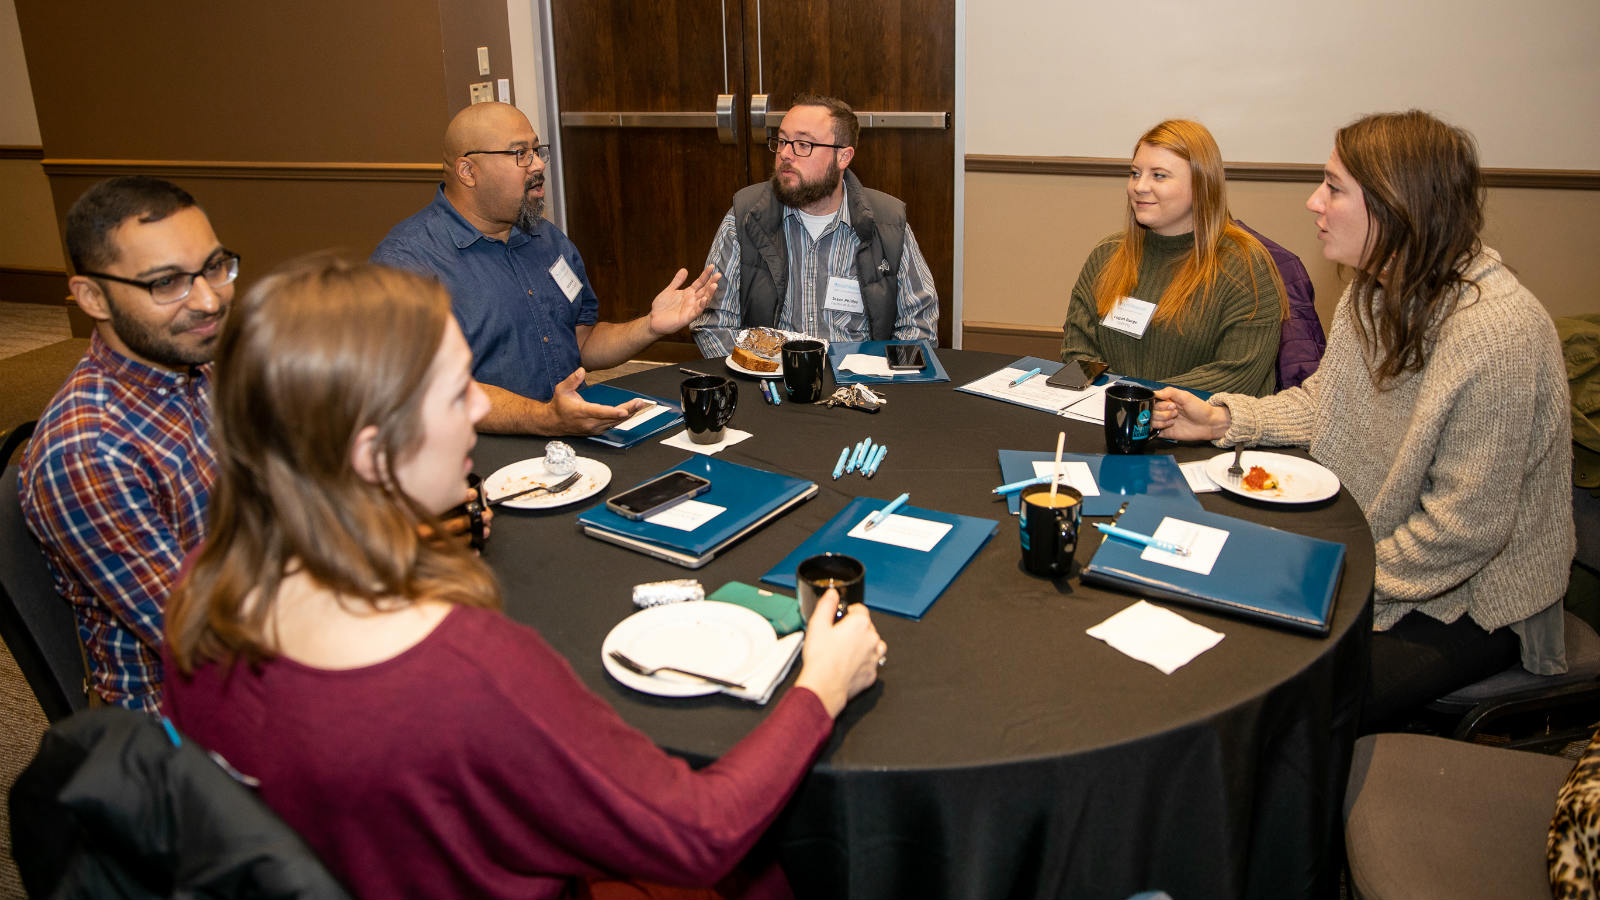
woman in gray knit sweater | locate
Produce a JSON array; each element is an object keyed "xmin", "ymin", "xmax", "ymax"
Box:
[{"xmin": 1153, "ymin": 111, "xmax": 1574, "ymax": 730}]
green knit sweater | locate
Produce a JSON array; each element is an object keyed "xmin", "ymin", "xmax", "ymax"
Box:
[{"xmin": 1061, "ymin": 230, "xmax": 1283, "ymax": 396}]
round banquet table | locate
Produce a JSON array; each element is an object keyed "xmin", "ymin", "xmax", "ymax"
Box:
[{"xmin": 473, "ymin": 349, "xmax": 1374, "ymax": 900}]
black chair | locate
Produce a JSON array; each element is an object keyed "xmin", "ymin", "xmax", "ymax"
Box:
[
  {"xmin": 1, "ymin": 452, "xmax": 90, "ymax": 721},
  {"xmin": 1, "ymin": 419, "xmax": 36, "ymax": 467},
  {"xmin": 1344, "ymin": 731, "xmax": 1572, "ymax": 899}
]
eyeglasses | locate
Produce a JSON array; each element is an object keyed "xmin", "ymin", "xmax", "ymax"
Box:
[
  {"xmin": 464, "ymin": 144, "xmax": 553, "ymax": 167},
  {"xmin": 81, "ymin": 252, "xmax": 241, "ymax": 305},
  {"xmin": 768, "ymin": 136, "xmax": 846, "ymax": 158}
]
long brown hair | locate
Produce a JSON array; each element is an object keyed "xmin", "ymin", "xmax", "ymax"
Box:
[
  {"xmin": 1093, "ymin": 119, "xmax": 1286, "ymax": 327},
  {"xmin": 167, "ymin": 258, "xmax": 499, "ymax": 673},
  {"xmin": 1335, "ymin": 110, "xmax": 1485, "ymax": 386}
]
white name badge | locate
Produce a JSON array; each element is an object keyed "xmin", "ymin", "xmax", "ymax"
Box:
[
  {"xmin": 1101, "ymin": 296, "xmax": 1157, "ymax": 338},
  {"xmin": 548, "ymin": 256, "xmax": 583, "ymax": 303},
  {"xmin": 823, "ymin": 276, "xmax": 865, "ymax": 314}
]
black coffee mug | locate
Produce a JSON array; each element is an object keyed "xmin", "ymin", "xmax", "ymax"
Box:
[
  {"xmin": 680, "ymin": 375, "xmax": 738, "ymax": 444},
  {"xmin": 1018, "ymin": 484, "xmax": 1082, "ymax": 578},
  {"xmin": 1103, "ymin": 383, "xmax": 1156, "ymax": 454},
  {"xmin": 796, "ymin": 553, "xmax": 864, "ymax": 624},
  {"xmin": 781, "ymin": 339, "xmax": 827, "ymax": 403},
  {"xmin": 449, "ymin": 473, "xmax": 488, "ymax": 553}
]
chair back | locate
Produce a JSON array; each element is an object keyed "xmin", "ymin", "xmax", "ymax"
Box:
[{"xmin": 0, "ymin": 462, "xmax": 89, "ymax": 721}]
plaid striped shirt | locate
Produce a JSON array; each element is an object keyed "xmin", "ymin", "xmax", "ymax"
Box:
[
  {"xmin": 19, "ymin": 332, "xmax": 214, "ymax": 714},
  {"xmin": 691, "ymin": 197, "xmax": 939, "ymax": 357}
]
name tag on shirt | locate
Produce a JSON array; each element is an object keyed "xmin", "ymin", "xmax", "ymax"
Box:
[
  {"xmin": 1101, "ymin": 296, "xmax": 1156, "ymax": 338},
  {"xmin": 824, "ymin": 276, "xmax": 865, "ymax": 314},
  {"xmin": 549, "ymin": 256, "xmax": 583, "ymax": 303}
]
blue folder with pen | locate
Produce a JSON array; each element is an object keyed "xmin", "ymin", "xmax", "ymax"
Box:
[
  {"xmin": 996, "ymin": 449, "xmax": 1202, "ymax": 517},
  {"xmin": 956, "ymin": 356, "xmax": 1213, "ymax": 416},
  {"xmin": 828, "ymin": 339, "xmax": 951, "ymax": 385},
  {"xmin": 577, "ymin": 383, "xmax": 684, "ymax": 449},
  {"xmin": 761, "ymin": 496, "xmax": 997, "ymax": 620},
  {"xmin": 1080, "ymin": 496, "xmax": 1345, "ymax": 636}
]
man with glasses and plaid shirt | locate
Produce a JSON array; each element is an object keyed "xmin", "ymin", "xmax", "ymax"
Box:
[
  {"xmin": 373, "ymin": 101, "xmax": 719, "ymax": 436},
  {"xmin": 691, "ymin": 93, "xmax": 938, "ymax": 358},
  {"xmin": 19, "ymin": 176, "xmax": 235, "ymax": 713}
]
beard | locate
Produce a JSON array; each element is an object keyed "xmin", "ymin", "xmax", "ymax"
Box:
[
  {"xmin": 107, "ymin": 299, "xmax": 227, "ymax": 369},
  {"xmin": 516, "ymin": 172, "xmax": 547, "ymax": 233},
  {"xmin": 770, "ymin": 156, "xmax": 842, "ymax": 209}
]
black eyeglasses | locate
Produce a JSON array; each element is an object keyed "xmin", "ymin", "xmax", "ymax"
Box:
[
  {"xmin": 768, "ymin": 136, "xmax": 846, "ymax": 158},
  {"xmin": 464, "ymin": 145, "xmax": 553, "ymax": 167},
  {"xmin": 81, "ymin": 252, "xmax": 241, "ymax": 305}
]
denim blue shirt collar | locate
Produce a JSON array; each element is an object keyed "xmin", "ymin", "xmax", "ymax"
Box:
[{"xmin": 430, "ymin": 184, "xmax": 535, "ymax": 252}]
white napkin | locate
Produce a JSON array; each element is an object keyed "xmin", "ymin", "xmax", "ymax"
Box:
[
  {"xmin": 839, "ymin": 353, "xmax": 896, "ymax": 377},
  {"xmin": 1086, "ymin": 600, "xmax": 1224, "ymax": 674},
  {"xmin": 660, "ymin": 428, "xmax": 754, "ymax": 455},
  {"xmin": 725, "ymin": 632, "xmax": 805, "ymax": 704}
]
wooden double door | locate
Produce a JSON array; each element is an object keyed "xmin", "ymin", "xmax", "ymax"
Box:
[{"xmin": 549, "ymin": 0, "xmax": 956, "ymax": 353}]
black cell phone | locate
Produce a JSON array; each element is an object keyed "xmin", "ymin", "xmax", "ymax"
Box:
[
  {"xmin": 605, "ymin": 472, "xmax": 712, "ymax": 520},
  {"xmin": 886, "ymin": 343, "xmax": 926, "ymax": 371},
  {"xmin": 1046, "ymin": 359, "xmax": 1109, "ymax": 391}
]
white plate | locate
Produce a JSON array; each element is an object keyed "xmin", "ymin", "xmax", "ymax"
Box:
[
  {"xmin": 485, "ymin": 456, "xmax": 611, "ymax": 510},
  {"xmin": 724, "ymin": 328, "xmax": 825, "ymax": 378},
  {"xmin": 1203, "ymin": 450, "xmax": 1341, "ymax": 504},
  {"xmin": 724, "ymin": 354, "xmax": 782, "ymax": 379},
  {"xmin": 601, "ymin": 602, "xmax": 778, "ymax": 697}
]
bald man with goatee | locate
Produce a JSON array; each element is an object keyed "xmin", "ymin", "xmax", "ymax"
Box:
[{"xmin": 373, "ymin": 102, "xmax": 718, "ymax": 436}]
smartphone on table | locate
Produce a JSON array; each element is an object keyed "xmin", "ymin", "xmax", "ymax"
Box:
[
  {"xmin": 605, "ymin": 472, "xmax": 712, "ymax": 520},
  {"xmin": 1045, "ymin": 359, "xmax": 1109, "ymax": 390},
  {"xmin": 886, "ymin": 343, "xmax": 927, "ymax": 371}
]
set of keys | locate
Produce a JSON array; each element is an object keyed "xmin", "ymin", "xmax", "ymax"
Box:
[{"xmin": 820, "ymin": 384, "xmax": 887, "ymax": 413}]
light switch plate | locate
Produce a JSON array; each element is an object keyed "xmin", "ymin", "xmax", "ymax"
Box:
[
  {"xmin": 476, "ymin": 47, "xmax": 490, "ymax": 76},
  {"xmin": 469, "ymin": 82, "xmax": 494, "ymax": 104},
  {"xmin": 496, "ymin": 78, "xmax": 511, "ymax": 102}
]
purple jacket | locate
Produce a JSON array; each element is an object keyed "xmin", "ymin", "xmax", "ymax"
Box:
[{"xmin": 1237, "ymin": 220, "xmax": 1326, "ymax": 389}]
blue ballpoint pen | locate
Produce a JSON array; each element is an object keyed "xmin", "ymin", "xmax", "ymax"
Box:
[
  {"xmin": 845, "ymin": 440, "xmax": 866, "ymax": 473},
  {"xmin": 769, "ymin": 379, "xmax": 781, "ymax": 405},
  {"xmin": 864, "ymin": 444, "xmax": 888, "ymax": 477},
  {"xmin": 992, "ymin": 474, "xmax": 1052, "ymax": 495},
  {"xmin": 831, "ymin": 446, "xmax": 850, "ymax": 480},
  {"xmin": 1094, "ymin": 522, "xmax": 1191, "ymax": 556},
  {"xmin": 1009, "ymin": 367, "xmax": 1042, "ymax": 387},
  {"xmin": 864, "ymin": 492, "xmax": 910, "ymax": 530}
]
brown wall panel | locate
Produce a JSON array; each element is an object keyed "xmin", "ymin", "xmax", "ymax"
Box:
[{"xmin": 439, "ymin": 0, "xmax": 517, "ymax": 114}]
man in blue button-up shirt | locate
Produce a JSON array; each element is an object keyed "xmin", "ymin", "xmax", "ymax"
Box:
[{"xmin": 373, "ymin": 102, "xmax": 718, "ymax": 435}]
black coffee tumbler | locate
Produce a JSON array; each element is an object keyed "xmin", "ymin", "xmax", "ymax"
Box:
[
  {"xmin": 781, "ymin": 339, "xmax": 827, "ymax": 403},
  {"xmin": 1103, "ymin": 383, "xmax": 1156, "ymax": 454}
]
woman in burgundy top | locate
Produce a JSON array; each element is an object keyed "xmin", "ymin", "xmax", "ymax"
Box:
[{"xmin": 162, "ymin": 258, "xmax": 886, "ymax": 899}]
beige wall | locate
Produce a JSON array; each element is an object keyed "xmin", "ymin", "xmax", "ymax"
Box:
[
  {"xmin": 963, "ymin": 171, "xmax": 1600, "ymax": 338},
  {"xmin": 0, "ymin": 0, "xmax": 61, "ymax": 271}
]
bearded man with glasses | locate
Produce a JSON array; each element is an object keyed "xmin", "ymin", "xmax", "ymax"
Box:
[
  {"xmin": 690, "ymin": 93, "xmax": 938, "ymax": 357},
  {"xmin": 374, "ymin": 101, "xmax": 719, "ymax": 436},
  {"xmin": 19, "ymin": 176, "xmax": 235, "ymax": 713}
]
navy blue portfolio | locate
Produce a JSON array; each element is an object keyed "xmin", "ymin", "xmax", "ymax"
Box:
[
  {"xmin": 761, "ymin": 496, "xmax": 997, "ymax": 620},
  {"xmin": 1079, "ymin": 496, "xmax": 1345, "ymax": 636},
  {"xmin": 577, "ymin": 457, "xmax": 817, "ymax": 568},
  {"xmin": 577, "ymin": 383, "xmax": 683, "ymax": 448},
  {"xmin": 827, "ymin": 339, "xmax": 951, "ymax": 385}
]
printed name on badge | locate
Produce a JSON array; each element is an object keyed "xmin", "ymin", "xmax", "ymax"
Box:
[
  {"xmin": 549, "ymin": 256, "xmax": 583, "ymax": 303},
  {"xmin": 1101, "ymin": 296, "xmax": 1156, "ymax": 338},
  {"xmin": 824, "ymin": 276, "xmax": 865, "ymax": 314}
]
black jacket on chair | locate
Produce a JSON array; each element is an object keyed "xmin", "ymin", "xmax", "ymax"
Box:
[{"xmin": 9, "ymin": 706, "xmax": 349, "ymax": 899}]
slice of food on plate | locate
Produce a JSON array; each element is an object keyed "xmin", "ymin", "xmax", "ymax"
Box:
[
  {"xmin": 1243, "ymin": 465, "xmax": 1278, "ymax": 491},
  {"xmin": 730, "ymin": 326, "xmax": 786, "ymax": 373}
]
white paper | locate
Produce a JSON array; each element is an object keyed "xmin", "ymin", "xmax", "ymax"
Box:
[
  {"xmin": 548, "ymin": 256, "xmax": 583, "ymax": 302},
  {"xmin": 847, "ymin": 513, "xmax": 951, "ymax": 552},
  {"xmin": 1101, "ymin": 296, "xmax": 1156, "ymax": 338},
  {"xmin": 839, "ymin": 353, "xmax": 895, "ymax": 376},
  {"xmin": 644, "ymin": 498, "xmax": 725, "ymax": 531},
  {"xmin": 823, "ymin": 276, "xmax": 865, "ymax": 313},
  {"xmin": 1029, "ymin": 460, "xmax": 1100, "ymax": 497},
  {"xmin": 1086, "ymin": 600, "xmax": 1225, "ymax": 674},
  {"xmin": 957, "ymin": 367, "xmax": 1109, "ymax": 422},
  {"xmin": 660, "ymin": 428, "xmax": 754, "ymax": 455},
  {"xmin": 616, "ymin": 401, "xmax": 671, "ymax": 431},
  {"xmin": 1139, "ymin": 517, "xmax": 1229, "ymax": 575},
  {"xmin": 1180, "ymin": 461, "xmax": 1221, "ymax": 493}
]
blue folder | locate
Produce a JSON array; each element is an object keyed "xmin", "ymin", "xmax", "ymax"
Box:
[
  {"xmin": 996, "ymin": 450, "xmax": 1202, "ymax": 517},
  {"xmin": 577, "ymin": 383, "xmax": 684, "ymax": 448},
  {"xmin": 955, "ymin": 356, "xmax": 1213, "ymax": 416},
  {"xmin": 827, "ymin": 339, "xmax": 950, "ymax": 385},
  {"xmin": 761, "ymin": 496, "xmax": 998, "ymax": 620},
  {"xmin": 577, "ymin": 457, "xmax": 817, "ymax": 568},
  {"xmin": 1079, "ymin": 496, "xmax": 1346, "ymax": 636}
]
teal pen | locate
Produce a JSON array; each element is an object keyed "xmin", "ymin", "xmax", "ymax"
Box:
[
  {"xmin": 864, "ymin": 444, "xmax": 888, "ymax": 477},
  {"xmin": 831, "ymin": 447, "xmax": 850, "ymax": 479},
  {"xmin": 1009, "ymin": 367, "xmax": 1042, "ymax": 387},
  {"xmin": 846, "ymin": 440, "xmax": 866, "ymax": 473},
  {"xmin": 1094, "ymin": 522, "xmax": 1191, "ymax": 556},
  {"xmin": 864, "ymin": 491, "xmax": 910, "ymax": 530},
  {"xmin": 769, "ymin": 379, "xmax": 782, "ymax": 405},
  {"xmin": 860, "ymin": 436, "xmax": 874, "ymax": 461}
]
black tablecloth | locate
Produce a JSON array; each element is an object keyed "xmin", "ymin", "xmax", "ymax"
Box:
[{"xmin": 474, "ymin": 349, "xmax": 1374, "ymax": 899}]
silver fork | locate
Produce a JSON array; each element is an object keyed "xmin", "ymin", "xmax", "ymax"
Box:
[
  {"xmin": 1226, "ymin": 443, "xmax": 1246, "ymax": 484},
  {"xmin": 486, "ymin": 470, "xmax": 583, "ymax": 507},
  {"xmin": 607, "ymin": 650, "xmax": 745, "ymax": 689}
]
